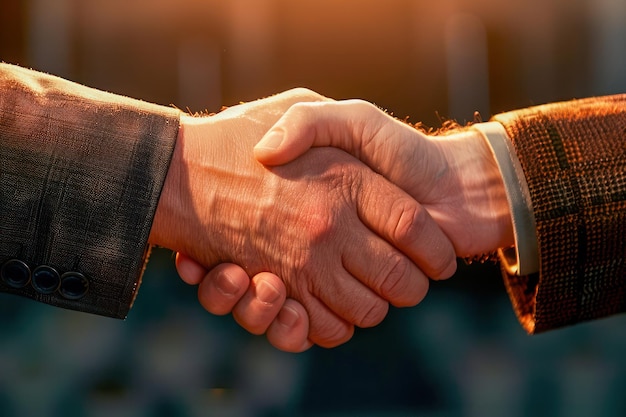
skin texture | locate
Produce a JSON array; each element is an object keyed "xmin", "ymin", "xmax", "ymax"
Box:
[
  {"xmin": 254, "ymin": 99, "xmax": 514, "ymax": 257},
  {"xmin": 177, "ymin": 97, "xmax": 514, "ymax": 352},
  {"xmin": 148, "ymin": 90, "xmax": 457, "ymax": 349},
  {"xmin": 176, "ymin": 253, "xmax": 311, "ymax": 353}
]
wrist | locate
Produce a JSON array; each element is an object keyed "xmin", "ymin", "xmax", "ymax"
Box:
[
  {"xmin": 435, "ymin": 127, "xmax": 514, "ymax": 254},
  {"xmin": 469, "ymin": 126, "xmax": 515, "ymax": 250},
  {"xmin": 148, "ymin": 115, "xmax": 191, "ymax": 251}
]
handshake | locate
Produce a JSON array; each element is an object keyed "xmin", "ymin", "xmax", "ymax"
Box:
[
  {"xmin": 4, "ymin": 65, "xmax": 620, "ymax": 352},
  {"xmin": 149, "ymin": 89, "xmax": 515, "ymax": 352}
]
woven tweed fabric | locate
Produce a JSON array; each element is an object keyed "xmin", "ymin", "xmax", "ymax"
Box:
[{"xmin": 494, "ymin": 95, "xmax": 626, "ymax": 333}]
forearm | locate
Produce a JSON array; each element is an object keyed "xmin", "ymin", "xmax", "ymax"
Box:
[{"xmin": 0, "ymin": 63, "xmax": 179, "ymax": 318}]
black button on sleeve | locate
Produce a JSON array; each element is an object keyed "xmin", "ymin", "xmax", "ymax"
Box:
[
  {"xmin": 1, "ymin": 259, "xmax": 31, "ymax": 288},
  {"xmin": 31, "ymin": 265, "xmax": 61, "ymax": 294},
  {"xmin": 59, "ymin": 272, "xmax": 89, "ymax": 300}
]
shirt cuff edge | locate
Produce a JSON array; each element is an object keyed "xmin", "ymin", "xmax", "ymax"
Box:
[{"xmin": 472, "ymin": 121, "xmax": 539, "ymax": 276}]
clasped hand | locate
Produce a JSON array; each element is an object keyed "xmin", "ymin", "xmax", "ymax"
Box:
[{"xmin": 155, "ymin": 89, "xmax": 513, "ymax": 352}]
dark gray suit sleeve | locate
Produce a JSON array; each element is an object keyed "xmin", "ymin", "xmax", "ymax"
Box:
[{"xmin": 0, "ymin": 63, "xmax": 180, "ymax": 318}]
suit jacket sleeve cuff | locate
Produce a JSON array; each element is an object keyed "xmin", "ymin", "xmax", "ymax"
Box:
[
  {"xmin": 492, "ymin": 95, "xmax": 626, "ymax": 334},
  {"xmin": 0, "ymin": 63, "xmax": 180, "ymax": 319}
]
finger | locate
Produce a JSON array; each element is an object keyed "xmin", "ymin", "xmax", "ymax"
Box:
[
  {"xmin": 355, "ymin": 171, "xmax": 457, "ymax": 280},
  {"xmin": 175, "ymin": 252, "xmax": 209, "ymax": 285},
  {"xmin": 232, "ymin": 272, "xmax": 287, "ymax": 335},
  {"xmin": 306, "ymin": 265, "xmax": 391, "ymax": 329},
  {"xmin": 253, "ymin": 100, "xmax": 458, "ymax": 278},
  {"xmin": 340, "ymin": 222, "xmax": 431, "ymax": 307},
  {"xmin": 196, "ymin": 263, "xmax": 251, "ymax": 316},
  {"xmin": 253, "ymin": 103, "xmax": 321, "ymax": 165},
  {"xmin": 303, "ymin": 294, "xmax": 355, "ymax": 348},
  {"xmin": 266, "ymin": 299, "xmax": 313, "ymax": 353}
]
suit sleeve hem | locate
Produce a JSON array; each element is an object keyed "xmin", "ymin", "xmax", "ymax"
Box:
[{"xmin": 0, "ymin": 63, "xmax": 180, "ymax": 319}]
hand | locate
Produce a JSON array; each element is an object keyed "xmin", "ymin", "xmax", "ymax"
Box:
[
  {"xmin": 176, "ymin": 254, "xmax": 312, "ymax": 353},
  {"xmin": 148, "ymin": 89, "xmax": 457, "ymax": 347},
  {"xmin": 253, "ymin": 99, "xmax": 514, "ymax": 257}
]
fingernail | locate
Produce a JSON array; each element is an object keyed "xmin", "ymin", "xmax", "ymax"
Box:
[
  {"xmin": 256, "ymin": 129, "xmax": 284, "ymax": 150},
  {"xmin": 255, "ymin": 280, "xmax": 281, "ymax": 304},
  {"xmin": 277, "ymin": 306, "xmax": 300, "ymax": 328},
  {"xmin": 216, "ymin": 272, "xmax": 239, "ymax": 297}
]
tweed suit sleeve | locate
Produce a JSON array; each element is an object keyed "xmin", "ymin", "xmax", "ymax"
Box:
[
  {"xmin": 493, "ymin": 95, "xmax": 626, "ymax": 333},
  {"xmin": 0, "ymin": 63, "xmax": 180, "ymax": 318}
]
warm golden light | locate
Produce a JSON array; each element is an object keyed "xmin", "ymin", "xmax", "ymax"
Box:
[{"xmin": 20, "ymin": 0, "xmax": 624, "ymax": 125}]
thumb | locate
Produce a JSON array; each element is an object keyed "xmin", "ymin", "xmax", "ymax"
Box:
[
  {"xmin": 254, "ymin": 100, "xmax": 379, "ymax": 166},
  {"xmin": 254, "ymin": 126, "xmax": 314, "ymax": 166},
  {"xmin": 253, "ymin": 102, "xmax": 324, "ymax": 166},
  {"xmin": 253, "ymin": 99, "xmax": 443, "ymax": 202},
  {"xmin": 254, "ymin": 100, "xmax": 380, "ymax": 168}
]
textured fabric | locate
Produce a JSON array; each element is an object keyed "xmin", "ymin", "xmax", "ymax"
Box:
[
  {"xmin": 0, "ymin": 63, "xmax": 180, "ymax": 318},
  {"xmin": 494, "ymin": 95, "xmax": 626, "ymax": 333}
]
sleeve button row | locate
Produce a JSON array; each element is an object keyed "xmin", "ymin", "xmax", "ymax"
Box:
[{"xmin": 0, "ymin": 259, "xmax": 89, "ymax": 300}]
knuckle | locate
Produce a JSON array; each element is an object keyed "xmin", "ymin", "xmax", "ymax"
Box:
[
  {"xmin": 343, "ymin": 100, "xmax": 386, "ymax": 147},
  {"xmin": 284, "ymin": 87, "xmax": 326, "ymax": 102},
  {"xmin": 347, "ymin": 99, "xmax": 380, "ymax": 114},
  {"xmin": 310, "ymin": 318, "xmax": 354, "ymax": 348},
  {"xmin": 388, "ymin": 201, "xmax": 455, "ymax": 279},
  {"xmin": 324, "ymin": 160, "xmax": 363, "ymax": 203},
  {"xmin": 353, "ymin": 298, "xmax": 389, "ymax": 328},
  {"xmin": 428, "ymin": 249, "xmax": 457, "ymax": 280},
  {"xmin": 378, "ymin": 253, "xmax": 413, "ymax": 301},
  {"xmin": 391, "ymin": 201, "xmax": 429, "ymax": 247},
  {"xmin": 303, "ymin": 208, "xmax": 336, "ymax": 246}
]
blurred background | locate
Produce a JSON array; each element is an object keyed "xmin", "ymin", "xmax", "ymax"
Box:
[{"xmin": 2, "ymin": 0, "xmax": 626, "ymax": 416}]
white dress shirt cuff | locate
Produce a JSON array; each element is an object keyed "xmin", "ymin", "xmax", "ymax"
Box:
[{"xmin": 472, "ymin": 121, "xmax": 539, "ymax": 276}]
